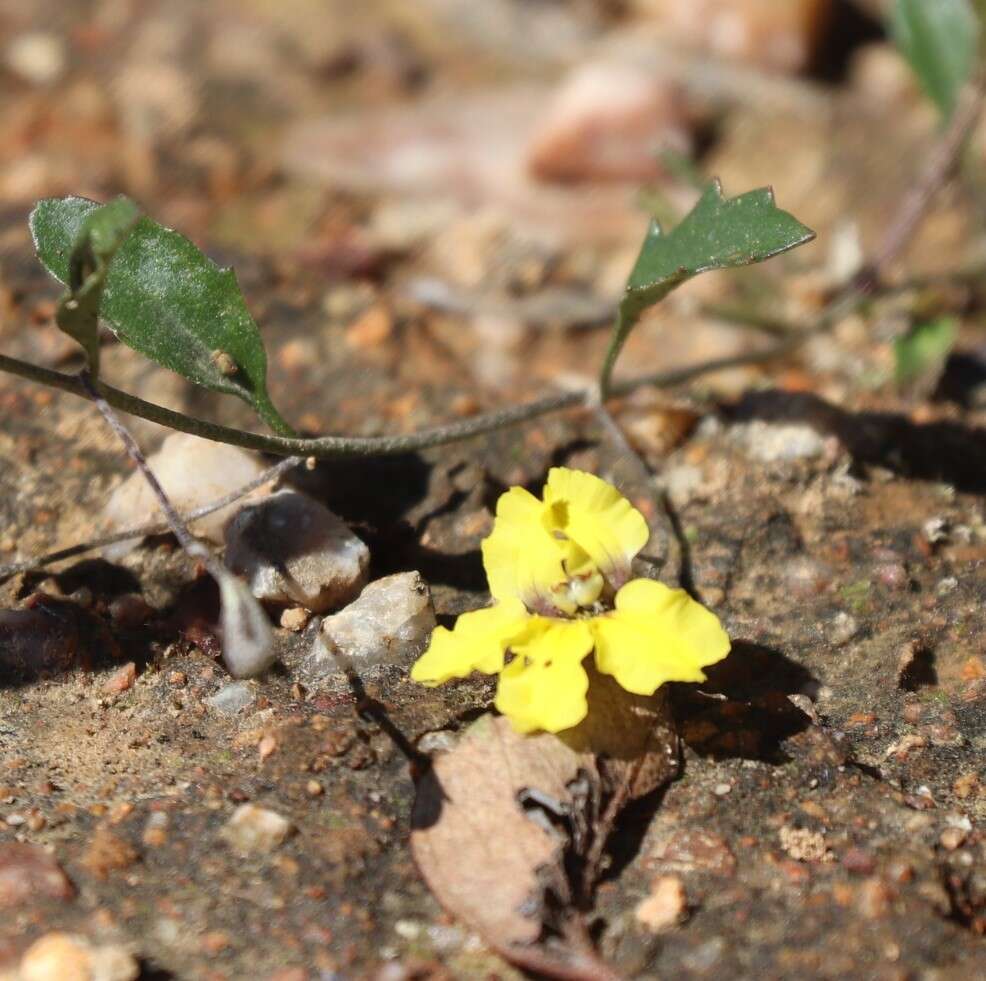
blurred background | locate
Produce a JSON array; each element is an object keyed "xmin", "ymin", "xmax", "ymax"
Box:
[{"xmin": 0, "ymin": 0, "xmax": 981, "ymax": 468}]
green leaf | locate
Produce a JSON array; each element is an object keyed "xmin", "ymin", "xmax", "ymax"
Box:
[
  {"xmin": 30, "ymin": 196, "xmax": 294, "ymax": 436},
  {"xmin": 890, "ymin": 0, "xmax": 979, "ymax": 119},
  {"xmin": 56, "ymin": 197, "xmax": 140, "ymax": 378},
  {"xmin": 600, "ymin": 180, "xmax": 815, "ymax": 396},
  {"xmin": 894, "ymin": 316, "xmax": 958, "ymax": 386}
]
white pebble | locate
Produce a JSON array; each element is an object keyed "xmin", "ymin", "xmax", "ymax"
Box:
[
  {"xmin": 220, "ymin": 804, "xmax": 292, "ymax": 855},
  {"xmin": 6, "ymin": 33, "xmax": 65, "ymax": 86},
  {"xmin": 103, "ymin": 433, "xmax": 269, "ymax": 556},
  {"xmin": 310, "ymin": 572, "xmax": 436, "ymax": 675},
  {"xmin": 731, "ymin": 421, "xmax": 827, "ymax": 463}
]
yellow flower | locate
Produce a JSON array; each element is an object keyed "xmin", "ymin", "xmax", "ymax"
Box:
[{"xmin": 411, "ymin": 467, "xmax": 730, "ymax": 733}]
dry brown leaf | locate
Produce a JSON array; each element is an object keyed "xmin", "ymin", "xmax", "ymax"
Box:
[
  {"xmin": 411, "ymin": 713, "xmax": 592, "ymax": 947},
  {"xmin": 410, "ymin": 680, "xmax": 680, "ymax": 975}
]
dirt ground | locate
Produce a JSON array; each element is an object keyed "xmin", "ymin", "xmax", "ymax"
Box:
[{"xmin": 0, "ymin": 1, "xmax": 984, "ymax": 978}]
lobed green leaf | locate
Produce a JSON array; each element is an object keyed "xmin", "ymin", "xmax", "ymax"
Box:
[
  {"xmin": 601, "ymin": 181, "xmax": 815, "ymax": 396},
  {"xmin": 31, "ymin": 196, "xmax": 294, "ymax": 435}
]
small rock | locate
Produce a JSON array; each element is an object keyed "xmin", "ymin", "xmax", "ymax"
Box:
[
  {"xmin": 779, "ymin": 826, "xmax": 830, "ymax": 863},
  {"xmin": 279, "ymin": 607, "xmax": 311, "ymax": 632},
  {"xmin": 827, "ymin": 611, "xmax": 859, "ymax": 646},
  {"xmin": 5, "ymin": 33, "xmax": 65, "ymax": 86},
  {"xmin": 655, "ymin": 829, "xmax": 736, "ymax": 877},
  {"xmin": 17, "ymin": 932, "xmax": 138, "ymax": 981},
  {"xmin": 732, "ymin": 421, "xmax": 828, "ymax": 463},
  {"xmin": 258, "ymin": 734, "xmax": 278, "ymax": 761},
  {"xmin": 220, "ymin": 804, "xmax": 293, "ymax": 855},
  {"xmin": 788, "ymin": 694, "xmax": 821, "ymax": 725},
  {"xmin": 857, "ymin": 877, "xmax": 894, "ymax": 919},
  {"xmin": 205, "ymin": 681, "xmax": 255, "ymax": 715},
  {"xmin": 635, "ymin": 0, "xmax": 832, "ymax": 75},
  {"xmin": 103, "ymin": 433, "xmax": 269, "ymax": 554},
  {"xmin": 101, "ymin": 663, "xmax": 136, "ymax": 695},
  {"xmin": 276, "ymin": 337, "xmax": 319, "ymax": 373},
  {"xmin": 224, "ymin": 490, "xmax": 369, "ymax": 614},
  {"xmin": 526, "ymin": 59, "xmax": 691, "ymax": 184},
  {"xmin": 345, "ymin": 304, "xmax": 394, "ymax": 350},
  {"xmin": 783, "ymin": 557, "xmax": 832, "ymax": 598},
  {"xmin": 923, "ymin": 516, "xmax": 949, "ymax": 544},
  {"xmin": 310, "ymin": 572, "xmax": 436, "ymax": 674},
  {"xmin": 0, "ymin": 843, "xmax": 75, "ymax": 907},
  {"xmin": 199, "ymin": 931, "xmax": 231, "ymax": 955},
  {"xmin": 80, "ymin": 829, "xmax": 138, "ymax": 879},
  {"xmin": 939, "ymin": 827, "xmax": 967, "ymax": 851},
  {"xmin": 417, "ymin": 730, "xmax": 458, "ymax": 755},
  {"xmin": 850, "ymin": 41, "xmax": 918, "ymax": 105},
  {"xmin": 107, "ymin": 595, "xmax": 153, "ymax": 629},
  {"xmin": 635, "ymin": 876, "xmax": 688, "ymax": 932},
  {"xmin": 875, "ymin": 562, "xmax": 907, "ymax": 590},
  {"xmin": 842, "ymin": 847, "xmax": 876, "ymax": 876},
  {"xmin": 0, "ymin": 606, "xmax": 78, "ymax": 683},
  {"xmin": 142, "ymin": 813, "xmax": 169, "ymax": 849},
  {"xmin": 284, "ymin": 88, "xmax": 646, "ymax": 245},
  {"xmin": 662, "ymin": 463, "xmax": 706, "ymax": 508},
  {"xmin": 953, "ymin": 772, "xmax": 980, "ymax": 799}
]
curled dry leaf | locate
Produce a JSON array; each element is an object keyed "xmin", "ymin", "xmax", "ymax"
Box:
[
  {"xmin": 410, "ymin": 674, "xmax": 679, "ymax": 975},
  {"xmin": 411, "ymin": 713, "xmax": 588, "ymax": 949}
]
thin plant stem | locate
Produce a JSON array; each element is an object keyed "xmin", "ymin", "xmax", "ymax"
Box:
[
  {"xmin": 0, "ymin": 455, "xmax": 303, "ymax": 582},
  {"xmin": 0, "ymin": 352, "xmax": 584, "ymax": 457},
  {"xmin": 0, "ymin": 77, "xmax": 981, "ymax": 467}
]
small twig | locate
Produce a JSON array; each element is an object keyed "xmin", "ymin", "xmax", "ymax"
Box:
[
  {"xmin": 658, "ymin": 490, "xmax": 697, "ymax": 600},
  {"xmin": 0, "ymin": 455, "xmax": 302, "ymax": 583},
  {"xmin": 698, "ymin": 301, "xmax": 801, "ymax": 336},
  {"xmin": 78, "ymin": 371, "xmax": 216, "ymax": 570},
  {"xmin": 78, "ymin": 370, "xmax": 275, "ymax": 678},
  {"xmin": 862, "ymin": 76, "xmax": 986, "ymax": 289},
  {"xmin": 578, "ymin": 754, "xmax": 647, "ymax": 904}
]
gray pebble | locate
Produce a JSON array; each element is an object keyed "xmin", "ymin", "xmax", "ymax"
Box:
[
  {"xmin": 205, "ymin": 681, "xmax": 255, "ymax": 715},
  {"xmin": 224, "ymin": 490, "xmax": 369, "ymax": 614}
]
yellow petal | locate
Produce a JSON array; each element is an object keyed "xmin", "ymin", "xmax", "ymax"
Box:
[
  {"xmin": 544, "ymin": 468, "xmax": 649, "ymax": 587},
  {"xmin": 481, "ymin": 486, "xmax": 572, "ymax": 612},
  {"xmin": 590, "ymin": 578, "xmax": 730, "ymax": 695},
  {"xmin": 411, "ymin": 599, "xmax": 530, "ymax": 686},
  {"xmin": 494, "ymin": 619, "xmax": 593, "ymax": 733}
]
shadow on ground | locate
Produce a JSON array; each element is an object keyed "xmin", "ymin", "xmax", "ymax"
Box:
[
  {"xmin": 674, "ymin": 641, "xmax": 819, "ymax": 763},
  {"xmin": 729, "ymin": 388, "xmax": 986, "ymax": 493}
]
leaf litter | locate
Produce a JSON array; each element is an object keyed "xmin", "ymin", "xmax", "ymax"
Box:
[{"xmin": 411, "ymin": 668, "xmax": 679, "ymax": 976}]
